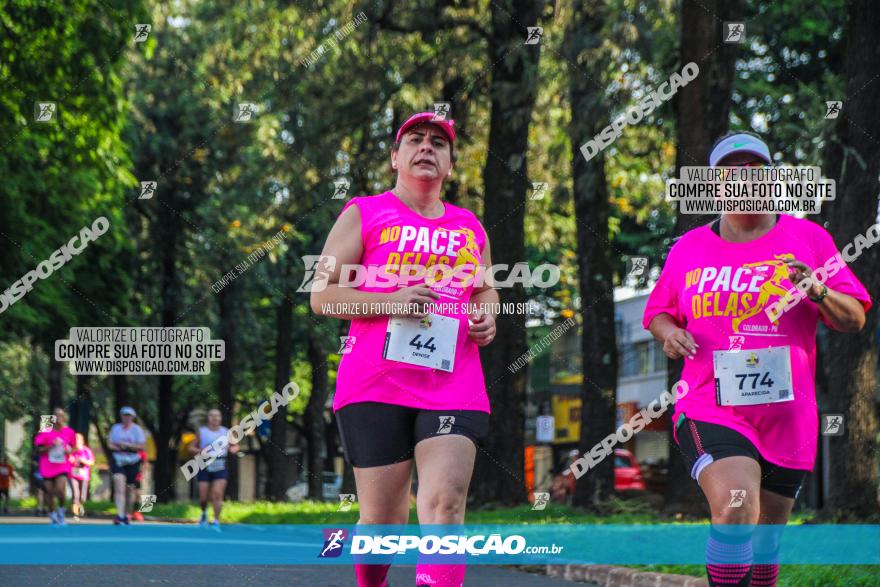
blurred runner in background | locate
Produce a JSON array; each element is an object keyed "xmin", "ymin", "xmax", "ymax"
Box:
[
  {"xmin": 34, "ymin": 408, "xmax": 75, "ymax": 525},
  {"xmin": 69, "ymin": 433, "xmax": 94, "ymax": 518}
]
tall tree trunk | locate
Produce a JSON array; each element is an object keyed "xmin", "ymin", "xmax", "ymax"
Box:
[
  {"xmin": 306, "ymin": 329, "xmax": 328, "ymax": 500},
  {"xmin": 564, "ymin": 1, "xmax": 618, "ymax": 507},
  {"xmin": 471, "ymin": 0, "xmax": 545, "ymax": 506},
  {"xmin": 217, "ymin": 283, "xmax": 239, "ymax": 499},
  {"xmin": 666, "ymin": 0, "xmax": 742, "ymax": 514},
  {"xmin": 266, "ymin": 294, "xmax": 293, "ymax": 501},
  {"xmin": 822, "ymin": 0, "xmax": 880, "ymax": 519},
  {"xmin": 113, "ymin": 375, "xmax": 128, "ymax": 415},
  {"xmin": 47, "ymin": 357, "xmax": 63, "ymax": 411},
  {"xmin": 154, "ymin": 223, "xmax": 178, "ymax": 503},
  {"xmin": 673, "ymin": 0, "xmax": 744, "ymax": 234},
  {"xmin": 71, "ymin": 375, "xmax": 92, "ymax": 441}
]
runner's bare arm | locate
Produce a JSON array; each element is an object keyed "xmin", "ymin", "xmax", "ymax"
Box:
[
  {"xmin": 188, "ymin": 437, "xmax": 201, "ymax": 456},
  {"xmin": 784, "ymin": 258, "xmax": 866, "ymax": 332},
  {"xmin": 810, "ymin": 288, "xmax": 865, "ymax": 332},
  {"xmin": 647, "ymin": 313, "xmax": 698, "ymax": 360},
  {"xmin": 310, "ymin": 204, "xmax": 439, "ymax": 319}
]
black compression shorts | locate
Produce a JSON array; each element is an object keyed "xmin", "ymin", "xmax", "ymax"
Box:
[
  {"xmin": 335, "ymin": 402, "xmax": 490, "ymax": 468},
  {"xmin": 674, "ymin": 416, "xmax": 808, "ymax": 499}
]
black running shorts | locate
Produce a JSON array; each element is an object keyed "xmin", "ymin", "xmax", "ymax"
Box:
[
  {"xmin": 335, "ymin": 402, "xmax": 490, "ymax": 468},
  {"xmin": 675, "ymin": 416, "xmax": 808, "ymax": 499}
]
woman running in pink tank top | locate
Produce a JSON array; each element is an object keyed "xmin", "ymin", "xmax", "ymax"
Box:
[{"xmin": 312, "ymin": 112, "xmax": 500, "ymax": 587}]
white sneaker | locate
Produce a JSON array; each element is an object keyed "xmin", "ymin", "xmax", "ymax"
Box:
[
  {"xmin": 49, "ymin": 511, "xmax": 59, "ymax": 525},
  {"xmin": 56, "ymin": 510, "xmax": 66, "ymax": 526},
  {"xmin": 210, "ymin": 520, "xmax": 221, "ymax": 532}
]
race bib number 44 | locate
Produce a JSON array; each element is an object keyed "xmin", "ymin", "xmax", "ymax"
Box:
[
  {"xmin": 384, "ymin": 313, "xmax": 458, "ymax": 372},
  {"xmin": 714, "ymin": 346, "xmax": 794, "ymax": 406}
]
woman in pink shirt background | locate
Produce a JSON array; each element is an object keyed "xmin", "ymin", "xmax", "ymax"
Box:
[
  {"xmin": 69, "ymin": 433, "xmax": 94, "ymax": 518},
  {"xmin": 312, "ymin": 111, "xmax": 500, "ymax": 587},
  {"xmin": 34, "ymin": 407, "xmax": 76, "ymax": 525},
  {"xmin": 644, "ymin": 131, "xmax": 870, "ymax": 587}
]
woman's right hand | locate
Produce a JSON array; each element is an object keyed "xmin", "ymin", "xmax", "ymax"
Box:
[
  {"xmin": 387, "ymin": 285, "xmax": 440, "ymax": 318},
  {"xmin": 663, "ymin": 327, "xmax": 699, "ymax": 360}
]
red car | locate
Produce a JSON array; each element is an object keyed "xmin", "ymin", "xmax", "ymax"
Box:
[
  {"xmin": 613, "ymin": 448, "xmax": 646, "ymax": 491},
  {"xmin": 550, "ymin": 448, "xmax": 645, "ymax": 503}
]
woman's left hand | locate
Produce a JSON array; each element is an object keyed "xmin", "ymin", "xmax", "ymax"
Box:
[{"xmin": 468, "ymin": 310, "xmax": 496, "ymax": 347}]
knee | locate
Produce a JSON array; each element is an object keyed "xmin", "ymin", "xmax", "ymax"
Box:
[
  {"xmin": 712, "ymin": 504, "xmax": 758, "ymax": 526},
  {"xmin": 423, "ymin": 488, "xmax": 467, "ymax": 524}
]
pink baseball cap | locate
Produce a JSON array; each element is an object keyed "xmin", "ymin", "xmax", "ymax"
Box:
[{"xmin": 395, "ymin": 112, "xmax": 456, "ymax": 144}]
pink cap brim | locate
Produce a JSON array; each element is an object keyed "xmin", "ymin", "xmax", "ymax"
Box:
[{"xmin": 395, "ymin": 112, "xmax": 456, "ymax": 144}]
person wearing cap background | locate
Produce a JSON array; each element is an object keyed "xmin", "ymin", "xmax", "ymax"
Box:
[
  {"xmin": 312, "ymin": 111, "xmax": 499, "ymax": 587},
  {"xmin": 643, "ymin": 131, "xmax": 870, "ymax": 587},
  {"xmin": 107, "ymin": 406, "xmax": 147, "ymax": 525}
]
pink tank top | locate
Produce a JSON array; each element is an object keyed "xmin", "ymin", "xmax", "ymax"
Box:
[{"xmin": 332, "ymin": 191, "xmax": 490, "ymax": 413}]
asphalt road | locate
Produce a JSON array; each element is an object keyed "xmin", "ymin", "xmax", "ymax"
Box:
[{"xmin": 0, "ymin": 565, "xmax": 592, "ymax": 587}]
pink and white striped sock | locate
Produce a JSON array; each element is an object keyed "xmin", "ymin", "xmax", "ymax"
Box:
[{"xmin": 706, "ymin": 527, "xmax": 753, "ymax": 586}]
